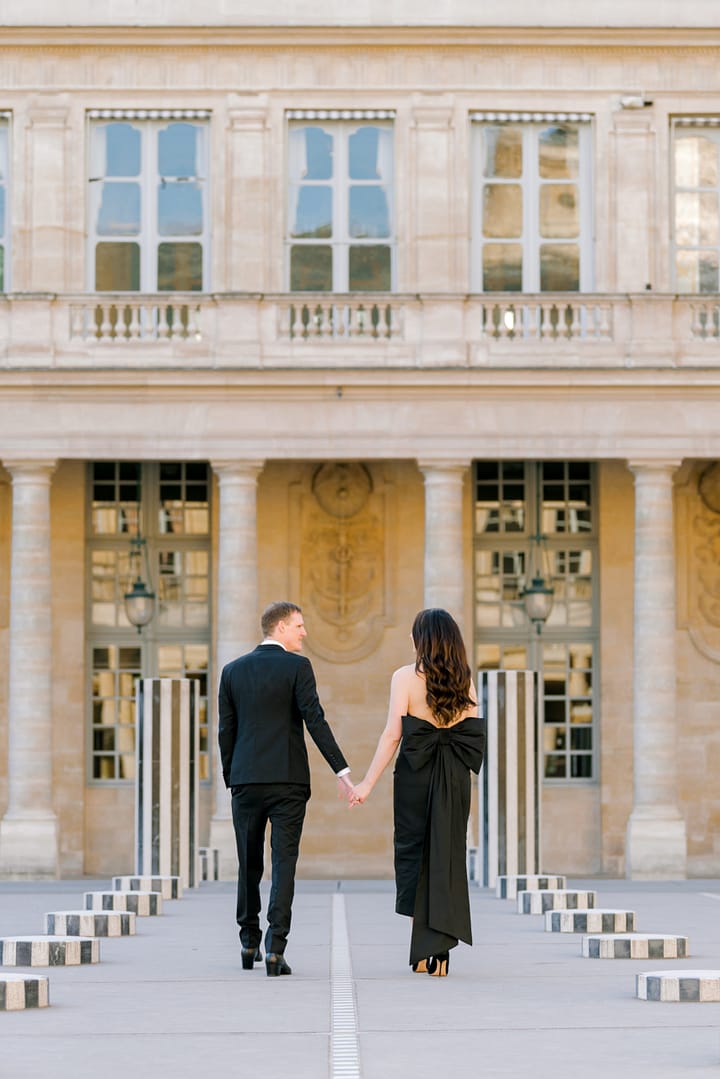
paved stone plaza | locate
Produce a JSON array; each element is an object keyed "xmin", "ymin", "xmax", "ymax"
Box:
[{"xmin": 1, "ymin": 878, "xmax": 719, "ymax": 1077}]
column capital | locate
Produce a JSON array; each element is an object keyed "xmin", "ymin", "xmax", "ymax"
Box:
[
  {"xmin": 417, "ymin": 460, "xmax": 469, "ymax": 476},
  {"xmin": 2, "ymin": 459, "xmax": 58, "ymax": 480},
  {"xmin": 627, "ymin": 459, "xmax": 683, "ymax": 477},
  {"xmin": 210, "ymin": 459, "xmax": 264, "ymax": 482}
]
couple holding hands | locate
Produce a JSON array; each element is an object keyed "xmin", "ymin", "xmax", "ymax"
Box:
[{"xmin": 218, "ymin": 601, "xmax": 485, "ymax": 978}]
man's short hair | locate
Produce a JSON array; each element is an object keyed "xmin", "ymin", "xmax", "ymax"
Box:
[{"xmin": 261, "ymin": 601, "xmax": 302, "ymax": 638}]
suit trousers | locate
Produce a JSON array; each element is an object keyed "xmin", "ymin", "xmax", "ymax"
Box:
[{"xmin": 231, "ymin": 782, "xmax": 310, "ymax": 956}]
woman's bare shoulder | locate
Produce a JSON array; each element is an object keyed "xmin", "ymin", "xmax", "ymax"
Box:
[{"xmin": 391, "ymin": 663, "xmax": 417, "ymax": 683}]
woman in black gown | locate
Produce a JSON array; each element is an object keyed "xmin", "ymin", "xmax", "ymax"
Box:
[{"xmin": 351, "ymin": 609, "xmax": 485, "ymax": 976}]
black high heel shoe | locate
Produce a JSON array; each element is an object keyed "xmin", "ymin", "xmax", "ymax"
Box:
[
  {"xmin": 241, "ymin": 946, "xmax": 262, "ymax": 970},
  {"xmin": 426, "ymin": 952, "xmax": 449, "ymax": 977},
  {"xmin": 411, "ymin": 958, "xmax": 429, "ymax": 973}
]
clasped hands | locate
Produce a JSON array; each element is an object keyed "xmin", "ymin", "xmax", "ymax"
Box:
[{"xmin": 336, "ymin": 773, "xmax": 369, "ymax": 808}]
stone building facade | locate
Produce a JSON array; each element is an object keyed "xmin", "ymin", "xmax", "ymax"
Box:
[{"xmin": 1, "ymin": 0, "xmax": 720, "ymax": 880}]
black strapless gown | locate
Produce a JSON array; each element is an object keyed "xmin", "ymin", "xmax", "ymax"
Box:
[{"xmin": 393, "ymin": 714, "xmax": 486, "ymax": 966}]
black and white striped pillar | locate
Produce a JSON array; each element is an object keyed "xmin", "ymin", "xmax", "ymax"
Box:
[
  {"xmin": 136, "ymin": 678, "xmax": 200, "ymax": 889},
  {"xmin": 477, "ymin": 670, "xmax": 541, "ymax": 888}
]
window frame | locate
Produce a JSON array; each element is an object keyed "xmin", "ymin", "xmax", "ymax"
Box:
[
  {"xmin": 85, "ymin": 461, "xmax": 212, "ymax": 786},
  {"xmin": 470, "ymin": 116, "xmax": 594, "ymax": 293},
  {"xmin": 286, "ymin": 116, "xmax": 396, "ymax": 292},
  {"xmin": 0, "ymin": 113, "xmax": 11, "ymax": 292},
  {"xmin": 473, "ymin": 460, "xmax": 599, "ymax": 785},
  {"xmin": 671, "ymin": 117, "xmax": 720, "ymax": 293},
  {"xmin": 87, "ymin": 113, "xmax": 210, "ymax": 293}
]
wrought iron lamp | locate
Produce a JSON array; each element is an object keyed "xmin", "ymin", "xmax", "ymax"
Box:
[
  {"xmin": 124, "ymin": 525, "xmax": 155, "ymax": 632},
  {"xmin": 521, "ymin": 463, "xmax": 555, "ymax": 634}
]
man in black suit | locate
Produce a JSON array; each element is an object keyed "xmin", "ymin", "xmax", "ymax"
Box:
[{"xmin": 218, "ymin": 600, "xmax": 353, "ymax": 976}]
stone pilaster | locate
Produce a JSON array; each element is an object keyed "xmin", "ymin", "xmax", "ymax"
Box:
[
  {"xmin": 0, "ymin": 460, "xmax": 58, "ymax": 878},
  {"xmin": 409, "ymin": 96, "xmax": 459, "ymax": 291},
  {"xmin": 625, "ymin": 461, "xmax": 687, "ymax": 879},
  {"xmin": 225, "ymin": 97, "xmax": 270, "ymax": 291},
  {"xmin": 21, "ymin": 100, "xmax": 72, "ymax": 291},
  {"xmin": 418, "ymin": 462, "xmax": 467, "ymax": 630},
  {"xmin": 209, "ymin": 460, "xmax": 264, "ymax": 878}
]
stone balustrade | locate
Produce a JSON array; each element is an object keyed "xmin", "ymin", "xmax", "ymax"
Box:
[{"xmin": 1, "ymin": 292, "xmax": 719, "ymax": 371}]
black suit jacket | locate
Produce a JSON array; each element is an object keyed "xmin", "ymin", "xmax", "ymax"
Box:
[{"xmin": 218, "ymin": 643, "xmax": 348, "ymax": 787}]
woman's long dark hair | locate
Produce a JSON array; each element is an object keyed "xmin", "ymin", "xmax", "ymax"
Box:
[{"xmin": 412, "ymin": 608, "xmax": 475, "ymax": 727}]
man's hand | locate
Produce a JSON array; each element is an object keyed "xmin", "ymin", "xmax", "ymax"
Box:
[{"xmin": 336, "ymin": 773, "xmax": 355, "ymax": 804}]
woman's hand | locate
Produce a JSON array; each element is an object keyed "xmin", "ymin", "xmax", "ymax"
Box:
[{"xmin": 350, "ymin": 779, "xmax": 372, "ymax": 806}]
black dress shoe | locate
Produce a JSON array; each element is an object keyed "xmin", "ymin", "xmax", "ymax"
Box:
[
  {"xmin": 265, "ymin": 953, "xmax": 292, "ymax": 977},
  {"xmin": 241, "ymin": 946, "xmax": 262, "ymax": 970}
]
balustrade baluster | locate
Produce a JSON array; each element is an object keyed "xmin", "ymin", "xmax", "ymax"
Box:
[
  {"xmin": 158, "ymin": 305, "xmax": 171, "ymax": 339},
  {"xmin": 568, "ymin": 303, "xmax": 582, "ymax": 339},
  {"xmin": 99, "ymin": 305, "xmax": 113, "ymax": 341}
]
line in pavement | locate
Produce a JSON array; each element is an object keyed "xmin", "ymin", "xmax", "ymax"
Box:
[{"xmin": 330, "ymin": 892, "xmax": 361, "ymax": 1079}]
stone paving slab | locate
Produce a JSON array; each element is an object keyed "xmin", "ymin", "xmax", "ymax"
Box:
[{"xmin": 0, "ymin": 878, "xmax": 718, "ymax": 1078}]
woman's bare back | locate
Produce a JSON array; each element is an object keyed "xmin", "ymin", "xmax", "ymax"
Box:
[{"xmin": 397, "ymin": 664, "xmax": 478, "ymax": 728}]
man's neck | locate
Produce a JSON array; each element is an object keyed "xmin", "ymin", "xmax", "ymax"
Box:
[{"xmin": 261, "ymin": 637, "xmax": 286, "ymax": 649}]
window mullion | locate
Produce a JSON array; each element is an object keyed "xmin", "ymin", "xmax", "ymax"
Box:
[
  {"xmin": 335, "ymin": 126, "xmax": 349, "ymax": 291},
  {"xmin": 144, "ymin": 125, "xmax": 157, "ymax": 291},
  {"xmin": 524, "ymin": 127, "xmax": 540, "ymax": 292}
]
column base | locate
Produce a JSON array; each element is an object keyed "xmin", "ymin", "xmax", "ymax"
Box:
[
  {"xmin": 0, "ymin": 816, "xmax": 59, "ymax": 879},
  {"xmin": 626, "ymin": 808, "xmax": 687, "ymax": 879},
  {"xmin": 208, "ymin": 815, "xmax": 237, "ymax": 881}
]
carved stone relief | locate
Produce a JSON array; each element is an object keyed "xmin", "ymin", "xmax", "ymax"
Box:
[
  {"xmin": 289, "ymin": 462, "xmax": 393, "ymax": 663},
  {"xmin": 677, "ymin": 461, "xmax": 720, "ymax": 663}
]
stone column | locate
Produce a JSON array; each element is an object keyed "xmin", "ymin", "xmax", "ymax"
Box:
[
  {"xmin": 209, "ymin": 461, "xmax": 263, "ymax": 878},
  {"xmin": 0, "ymin": 460, "xmax": 58, "ymax": 878},
  {"xmin": 625, "ymin": 461, "xmax": 687, "ymax": 879},
  {"xmin": 419, "ymin": 463, "xmax": 468, "ymax": 629}
]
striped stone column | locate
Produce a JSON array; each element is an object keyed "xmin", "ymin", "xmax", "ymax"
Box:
[
  {"xmin": 136, "ymin": 678, "xmax": 200, "ymax": 888},
  {"xmin": 419, "ymin": 462, "xmax": 468, "ymax": 628},
  {"xmin": 0, "ymin": 460, "xmax": 58, "ymax": 878},
  {"xmin": 626, "ymin": 462, "xmax": 687, "ymax": 879},
  {"xmin": 209, "ymin": 460, "xmax": 263, "ymax": 879},
  {"xmin": 477, "ymin": 670, "xmax": 541, "ymax": 888}
]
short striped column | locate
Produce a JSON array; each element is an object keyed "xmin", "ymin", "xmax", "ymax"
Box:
[
  {"xmin": 136, "ymin": 678, "xmax": 200, "ymax": 889},
  {"xmin": 113, "ymin": 875, "xmax": 182, "ymax": 900},
  {"xmin": 546, "ymin": 909, "xmax": 636, "ymax": 934},
  {"xmin": 518, "ymin": 889, "xmax": 596, "ymax": 914},
  {"xmin": 84, "ymin": 891, "xmax": 162, "ymax": 916},
  {"xmin": 0, "ymin": 974, "xmax": 49, "ymax": 1010},
  {"xmin": 44, "ymin": 911, "xmax": 136, "ymax": 937},
  {"xmin": 0, "ymin": 937, "xmax": 99, "ymax": 966},
  {"xmin": 637, "ymin": 971, "xmax": 720, "ymax": 1001},
  {"xmin": 497, "ymin": 874, "xmax": 566, "ymax": 900},
  {"xmin": 583, "ymin": 934, "xmax": 688, "ymax": 960},
  {"xmin": 199, "ymin": 847, "xmax": 220, "ymax": 882},
  {"xmin": 477, "ymin": 670, "xmax": 540, "ymax": 888}
]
